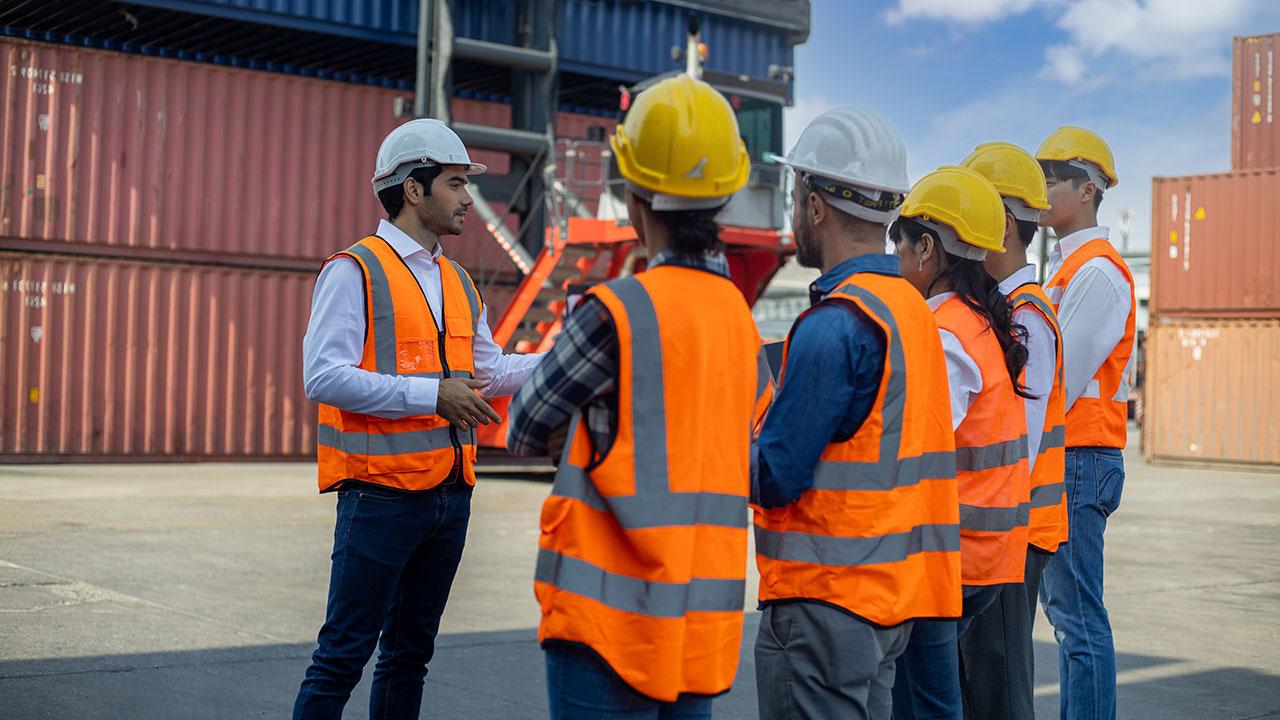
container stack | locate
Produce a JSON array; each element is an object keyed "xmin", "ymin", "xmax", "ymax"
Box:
[
  {"xmin": 1143, "ymin": 32, "xmax": 1280, "ymax": 468},
  {"xmin": 0, "ymin": 38, "xmax": 612, "ymax": 461}
]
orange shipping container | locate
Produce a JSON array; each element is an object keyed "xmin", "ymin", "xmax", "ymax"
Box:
[
  {"xmin": 0, "ymin": 252, "xmax": 316, "ymax": 460},
  {"xmin": 1232, "ymin": 32, "xmax": 1280, "ymax": 170},
  {"xmin": 1142, "ymin": 318, "xmax": 1280, "ymax": 467},
  {"xmin": 1149, "ymin": 169, "xmax": 1280, "ymax": 316}
]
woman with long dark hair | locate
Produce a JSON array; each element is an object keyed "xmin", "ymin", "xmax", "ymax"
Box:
[{"xmin": 888, "ymin": 166, "xmax": 1033, "ymax": 720}]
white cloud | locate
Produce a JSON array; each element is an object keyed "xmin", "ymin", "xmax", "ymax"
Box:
[
  {"xmin": 1042, "ymin": 0, "xmax": 1263, "ymax": 84},
  {"xmin": 884, "ymin": 0, "xmax": 1044, "ymax": 25}
]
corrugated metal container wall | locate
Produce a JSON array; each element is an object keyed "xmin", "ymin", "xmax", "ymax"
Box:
[
  {"xmin": 128, "ymin": 0, "xmax": 421, "ymax": 40},
  {"xmin": 1232, "ymin": 33, "xmax": 1279, "ymax": 170},
  {"xmin": 1149, "ymin": 170, "xmax": 1280, "ymax": 316},
  {"xmin": 0, "ymin": 37, "xmax": 400, "ymax": 264},
  {"xmin": 557, "ymin": 0, "xmax": 790, "ymax": 80},
  {"xmin": 1143, "ymin": 318, "xmax": 1280, "ymax": 466},
  {"xmin": 0, "ymin": 253, "xmax": 316, "ymax": 459}
]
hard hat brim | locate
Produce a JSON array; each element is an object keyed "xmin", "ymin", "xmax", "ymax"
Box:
[{"xmin": 765, "ymin": 152, "xmax": 911, "ymax": 195}]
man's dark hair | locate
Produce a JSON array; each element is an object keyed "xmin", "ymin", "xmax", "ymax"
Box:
[
  {"xmin": 1014, "ymin": 215, "xmax": 1039, "ymax": 248},
  {"xmin": 1040, "ymin": 160, "xmax": 1103, "ymax": 211},
  {"xmin": 636, "ymin": 196, "xmax": 724, "ymax": 255},
  {"xmin": 377, "ymin": 165, "xmax": 443, "ymax": 220}
]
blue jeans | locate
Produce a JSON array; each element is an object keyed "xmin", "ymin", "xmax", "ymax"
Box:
[
  {"xmin": 1040, "ymin": 447, "xmax": 1124, "ymax": 720},
  {"xmin": 293, "ymin": 482, "xmax": 473, "ymax": 720},
  {"xmin": 545, "ymin": 642, "xmax": 714, "ymax": 719},
  {"xmin": 892, "ymin": 585, "xmax": 1003, "ymax": 720}
]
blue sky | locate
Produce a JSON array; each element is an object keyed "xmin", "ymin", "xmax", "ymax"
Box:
[{"xmin": 785, "ymin": 0, "xmax": 1280, "ymax": 257}]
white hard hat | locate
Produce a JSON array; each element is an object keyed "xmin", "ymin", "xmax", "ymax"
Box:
[
  {"xmin": 767, "ymin": 106, "xmax": 908, "ymax": 222},
  {"xmin": 371, "ymin": 118, "xmax": 486, "ymax": 197}
]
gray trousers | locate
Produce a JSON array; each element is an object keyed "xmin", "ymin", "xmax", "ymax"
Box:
[
  {"xmin": 958, "ymin": 547, "xmax": 1052, "ymax": 720},
  {"xmin": 755, "ymin": 600, "xmax": 912, "ymax": 720}
]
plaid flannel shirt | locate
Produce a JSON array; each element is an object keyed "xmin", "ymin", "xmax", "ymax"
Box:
[{"xmin": 506, "ymin": 250, "xmax": 733, "ymax": 460}]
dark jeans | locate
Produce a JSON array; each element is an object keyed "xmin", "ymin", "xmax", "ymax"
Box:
[
  {"xmin": 892, "ymin": 585, "xmax": 1004, "ymax": 720},
  {"xmin": 1040, "ymin": 447, "xmax": 1124, "ymax": 720},
  {"xmin": 959, "ymin": 547, "xmax": 1052, "ymax": 719},
  {"xmin": 545, "ymin": 642, "xmax": 714, "ymax": 719},
  {"xmin": 293, "ymin": 482, "xmax": 473, "ymax": 720}
]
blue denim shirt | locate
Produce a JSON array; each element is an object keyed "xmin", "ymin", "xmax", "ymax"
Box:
[{"xmin": 755, "ymin": 254, "xmax": 895, "ymax": 508}]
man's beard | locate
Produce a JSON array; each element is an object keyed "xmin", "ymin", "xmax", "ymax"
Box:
[{"xmin": 795, "ymin": 219, "xmax": 822, "ymax": 269}]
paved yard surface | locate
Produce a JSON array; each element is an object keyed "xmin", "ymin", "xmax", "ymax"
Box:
[{"xmin": 2, "ymin": 437, "xmax": 1279, "ymax": 719}]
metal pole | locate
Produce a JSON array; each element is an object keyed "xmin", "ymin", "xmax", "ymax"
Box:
[{"xmin": 413, "ymin": 0, "xmax": 432, "ymax": 118}]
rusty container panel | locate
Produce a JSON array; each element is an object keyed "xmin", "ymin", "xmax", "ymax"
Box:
[
  {"xmin": 0, "ymin": 38, "xmax": 410, "ymax": 264},
  {"xmin": 0, "ymin": 252, "xmax": 316, "ymax": 459},
  {"xmin": 1149, "ymin": 169, "xmax": 1280, "ymax": 316},
  {"xmin": 1233, "ymin": 33, "xmax": 1280, "ymax": 170},
  {"xmin": 1142, "ymin": 318, "xmax": 1280, "ymax": 467}
]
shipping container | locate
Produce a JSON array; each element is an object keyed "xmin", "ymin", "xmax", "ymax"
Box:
[
  {"xmin": 1142, "ymin": 318, "xmax": 1280, "ymax": 467},
  {"xmin": 1232, "ymin": 32, "xmax": 1279, "ymax": 170},
  {"xmin": 1149, "ymin": 169, "xmax": 1280, "ymax": 317},
  {"xmin": 0, "ymin": 38, "xmax": 614, "ymax": 281},
  {"xmin": 0, "ymin": 252, "xmax": 317, "ymax": 460}
]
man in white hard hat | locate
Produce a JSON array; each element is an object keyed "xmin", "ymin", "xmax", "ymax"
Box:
[
  {"xmin": 752, "ymin": 106, "xmax": 960, "ymax": 720},
  {"xmin": 293, "ymin": 118, "xmax": 544, "ymax": 720}
]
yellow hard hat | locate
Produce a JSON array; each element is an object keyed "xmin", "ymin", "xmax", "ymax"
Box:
[
  {"xmin": 960, "ymin": 142, "xmax": 1049, "ymax": 221},
  {"xmin": 1035, "ymin": 125, "xmax": 1118, "ymax": 188},
  {"xmin": 900, "ymin": 166, "xmax": 1007, "ymax": 254},
  {"xmin": 611, "ymin": 74, "xmax": 751, "ymax": 201}
]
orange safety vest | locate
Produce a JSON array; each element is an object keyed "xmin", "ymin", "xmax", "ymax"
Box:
[
  {"xmin": 534, "ymin": 265, "xmax": 771, "ymax": 702},
  {"xmin": 934, "ymin": 296, "xmax": 1031, "ymax": 586},
  {"xmin": 755, "ymin": 272, "xmax": 961, "ymax": 626},
  {"xmin": 1009, "ymin": 283, "xmax": 1068, "ymax": 554},
  {"xmin": 315, "ymin": 235, "xmax": 482, "ymax": 493},
  {"xmin": 1045, "ymin": 238, "xmax": 1136, "ymax": 448}
]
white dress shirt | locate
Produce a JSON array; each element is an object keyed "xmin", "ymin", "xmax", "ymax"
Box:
[
  {"xmin": 927, "ymin": 292, "xmax": 982, "ymax": 431},
  {"xmin": 1044, "ymin": 226, "xmax": 1133, "ymax": 411},
  {"xmin": 303, "ymin": 219, "xmax": 544, "ymax": 419},
  {"xmin": 999, "ymin": 264, "xmax": 1056, "ymax": 472}
]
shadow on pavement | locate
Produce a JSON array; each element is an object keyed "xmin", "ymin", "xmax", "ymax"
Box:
[{"xmin": 3, "ymin": 615, "xmax": 1278, "ymax": 719}]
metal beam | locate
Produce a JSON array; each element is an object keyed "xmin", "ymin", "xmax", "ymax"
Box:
[
  {"xmin": 453, "ymin": 123, "xmax": 549, "ymax": 156},
  {"xmin": 453, "ymin": 37, "xmax": 554, "ymax": 72}
]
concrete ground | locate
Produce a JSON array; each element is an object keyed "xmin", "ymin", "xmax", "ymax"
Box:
[{"xmin": 2, "ymin": 438, "xmax": 1279, "ymax": 719}]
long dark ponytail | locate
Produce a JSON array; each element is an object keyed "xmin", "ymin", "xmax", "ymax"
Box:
[{"xmin": 894, "ymin": 218, "xmax": 1033, "ymax": 399}]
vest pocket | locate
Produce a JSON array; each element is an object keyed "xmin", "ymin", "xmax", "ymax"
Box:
[
  {"xmin": 396, "ymin": 338, "xmax": 438, "ymax": 374},
  {"xmin": 444, "ymin": 319, "xmax": 474, "ymax": 368}
]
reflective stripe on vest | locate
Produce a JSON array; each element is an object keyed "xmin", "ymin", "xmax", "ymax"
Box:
[
  {"xmin": 935, "ymin": 296, "xmax": 1031, "ymax": 586},
  {"xmin": 1045, "ymin": 239, "xmax": 1136, "ymax": 449},
  {"xmin": 535, "ymin": 267, "xmax": 759, "ymax": 702},
  {"xmin": 754, "ymin": 272, "xmax": 962, "ymax": 626},
  {"xmin": 1010, "ymin": 283, "xmax": 1069, "ymax": 552},
  {"xmin": 315, "ymin": 236, "xmax": 478, "ymax": 493}
]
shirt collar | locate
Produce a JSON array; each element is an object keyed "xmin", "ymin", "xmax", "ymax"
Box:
[
  {"xmin": 810, "ymin": 253, "xmax": 900, "ymax": 305},
  {"xmin": 649, "ymin": 249, "xmax": 731, "ymax": 279},
  {"xmin": 376, "ymin": 219, "xmax": 443, "ymax": 263},
  {"xmin": 926, "ymin": 291, "xmax": 955, "ymax": 311},
  {"xmin": 1053, "ymin": 225, "xmax": 1109, "ymax": 261},
  {"xmin": 997, "ymin": 264, "xmax": 1038, "ymax": 296}
]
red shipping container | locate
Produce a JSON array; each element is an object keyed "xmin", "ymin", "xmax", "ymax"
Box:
[
  {"xmin": 1149, "ymin": 169, "xmax": 1280, "ymax": 317},
  {"xmin": 1233, "ymin": 33, "xmax": 1280, "ymax": 170},
  {"xmin": 1, "ymin": 252, "xmax": 316, "ymax": 460}
]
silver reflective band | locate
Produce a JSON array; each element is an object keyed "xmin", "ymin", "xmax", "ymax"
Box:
[
  {"xmin": 346, "ymin": 243, "xmax": 399, "ymax": 375},
  {"xmin": 317, "ymin": 424, "xmax": 466, "ymax": 455},
  {"xmin": 553, "ymin": 464, "xmax": 747, "ymax": 528},
  {"xmin": 755, "ymin": 523, "xmax": 960, "ymax": 567},
  {"xmin": 956, "ymin": 436, "xmax": 1028, "ymax": 473},
  {"xmin": 1030, "ymin": 482, "xmax": 1066, "ymax": 508},
  {"xmin": 447, "ymin": 258, "xmax": 482, "ymax": 334},
  {"xmin": 960, "ymin": 502, "xmax": 1031, "ymax": 532},
  {"xmin": 811, "ymin": 452, "xmax": 957, "ymax": 492},
  {"xmin": 1011, "ymin": 288, "xmax": 1064, "ymax": 384},
  {"xmin": 1041, "ymin": 425, "xmax": 1066, "ymax": 451},
  {"xmin": 536, "ymin": 548, "xmax": 744, "ymax": 617},
  {"xmin": 756, "ymin": 348, "xmax": 773, "ymax": 402}
]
